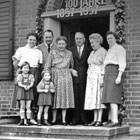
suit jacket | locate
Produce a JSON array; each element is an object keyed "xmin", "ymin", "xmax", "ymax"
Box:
[
  {"xmin": 37, "ymin": 42, "xmax": 56, "ymax": 68},
  {"xmin": 69, "ymin": 45, "xmax": 92, "ymax": 84}
]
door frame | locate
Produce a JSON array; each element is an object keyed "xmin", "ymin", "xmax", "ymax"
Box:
[{"xmin": 42, "ymin": 7, "xmax": 115, "ymax": 41}]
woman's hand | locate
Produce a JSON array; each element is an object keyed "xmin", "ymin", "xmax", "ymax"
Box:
[
  {"xmin": 100, "ymin": 74, "xmax": 104, "ymax": 87},
  {"xmin": 26, "ymin": 85, "xmax": 32, "ymax": 90},
  {"xmin": 116, "ymin": 70, "xmax": 123, "ymax": 84},
  {"xmin": 71, "ymin": 69, "xmax": 78, "ymax": 77},
  {"xmin": 44, "ymin": 89, "xmax": 49, "ymax": 93},
  {"xmin": 115, "ymin": 76, "xmax": 121, "ymax": 84},
  {"xmin": 24, "ymin": 85, "xmax": 28, "ymax": 90},
  {"xmin": 50, "ymin": 89, "xmax": 55, "ymax": 93}
]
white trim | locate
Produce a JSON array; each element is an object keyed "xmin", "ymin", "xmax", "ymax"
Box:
[{"xmin": 110, "ymin": 11, "xmax": 115, "ymax": 31}]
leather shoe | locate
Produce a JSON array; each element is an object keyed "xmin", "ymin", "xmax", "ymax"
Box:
[
  {"xmin": 88, "ymin": 121, "xmax": 97, "ymax": 126},
  {"xmin": 51, "ymin": 121, "xmax": 56, "ymax": 125},
  {"xmin": 103, "ymin": 120, "xmax": 111, "ymax": 127},
  {"xmin": 83, "ymin": 122, "xmax": 88, "ymax": 126},
  {"xmin": 69, "ymin": 122, "xmax": 77, "ymax": 125},
  {"xmin": 107, "ymin": 122, "xmax": 119, "ymax": 127},
  {"xmin": 62, "ymin": 122, "xmax": 67, "ymax": 126},
  {"xmin": 43, "ymin": 120, "xmax": 51, "ymax": 126},
  {"xmin": 37, "ymin": 120, "xmax": 42, "ymax": 126},
  {"xmin": 18, "ymin": 119, "xmax": 24, "ymax": 125},
  {"xmin": 95, "ymin": 121, "xmax": 103, "ymax": 126}
]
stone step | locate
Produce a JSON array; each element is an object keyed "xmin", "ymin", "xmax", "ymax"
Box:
[
  {"xmin": 0, "ymin": 124, "xmax": 129, "ymax": 140},
  {"xmin": 0, "ymin": 135, "xmax": 70, "ymax": 140}
]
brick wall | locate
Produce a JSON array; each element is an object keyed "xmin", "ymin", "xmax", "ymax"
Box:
[
  {"xmin": 0, "ymin": 81, "xmax": 15, "ymax": 116},
  {"xmin": 14, "ymin": 0, "xmax": 39, "ymax": 49},
  {"xmin": 124, "ymin": 0, "xmax": 140, "ymax": 126},
  {"xmin": 0, "ymin": 0, "xmax": 39, "ymax": 116}
]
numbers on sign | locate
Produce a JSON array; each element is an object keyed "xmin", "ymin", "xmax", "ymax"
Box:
[
  {"xmin": 80, "ymin": 5, "xmax": 99, "ymax": 16},
  {"xmin": 65, "ymin": 0, "xmax": 78, "ymax": 8},
  {"xmin": 57, "ymin": 8, "xmax": 75, "ymax": 18}
]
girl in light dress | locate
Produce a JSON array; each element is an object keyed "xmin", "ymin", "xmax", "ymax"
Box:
[{"xmin": 16, "ymin": 61, "xmax": 34, "ymax": 125}]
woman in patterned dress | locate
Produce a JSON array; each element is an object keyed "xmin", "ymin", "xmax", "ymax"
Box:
[
  {"xmin": 84, "ymin": 33, "xmax": 107, "ymax": 126},
  {"xmin": 44, "ymin": 36, "xmax": 76, "ymax": 125}
]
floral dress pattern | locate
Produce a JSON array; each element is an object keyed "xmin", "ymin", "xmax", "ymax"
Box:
[
  {"xmin": 84, "ymin": 47, "xmax": 107, "ymax": 110},
  {"xmin": 45, "ymin": 49, "xmax": 75, "ymax": 109}
]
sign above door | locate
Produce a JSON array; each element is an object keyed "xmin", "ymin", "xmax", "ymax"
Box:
[
  {"xmin": 57, "ymin": 0, "xmax": 106, "ymax": 18},
  {"xmin": 41, "ymin": 0, "xmax": 115, "ymax": 19}
]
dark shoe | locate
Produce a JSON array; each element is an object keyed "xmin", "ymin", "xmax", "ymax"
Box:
[
  {"xmin": 107, "ymin": 122, "xmax": 119, "ymax": 127},
  {"xmin": 37, "ymin": 120, "xmax": 42, "ymax": 126},
  {"xmin": 88, "ymin": 121, "xmax": 97, "ymax": 126},
  {"xmin": 43, "ymin": 119, "xmax": 51, "ymax": 126},
  {"xmin": 62, "ymin": 122, "xmax": 67, "ymax": 126},
  {"xmin": 95, "ymin": 121, "xmax": 103, "ymax": 127},
  {"xmin": 69, "ymin": 122, "xmax": 77, "ymax": 125},
  {"xmin": 83, "ymin": 122, "xmax": 88, "ymax": 126},
  {"xmin": 51, "ymin": 121, "xmax": 56, "ymax": 125},
  {"xmin": 26, "ymin": 119, "xmax": 31, "ymax": 126},
  {"xmin": 103, "ymin": 120, "xmax": 111, "ymax": 127},
  {"xmin": 18, "ymin": 119, "xmax": 24, "ymax": 125}
]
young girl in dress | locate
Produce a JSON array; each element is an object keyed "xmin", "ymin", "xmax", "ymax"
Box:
[
  {"xmin": 37, "ymin": 71, "xmax": 55, "ymax": 126},
  {"xmin": 16, "ymin": 61, "xmax": 35, "ymax": 125}
]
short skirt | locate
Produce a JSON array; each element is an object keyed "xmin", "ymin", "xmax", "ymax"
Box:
[
  {"xmin": 16, "ymin": 86, "xmax": 34, "ymax": 101},
  {"xmin": 102, "ymin": 64, "xmax": 123, "ymax": 104},
  {"xmin": 37, "ymin": 92, "xmax": 54, "ymax": 106}
]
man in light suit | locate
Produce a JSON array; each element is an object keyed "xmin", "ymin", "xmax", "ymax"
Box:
[
  {"xmin": 69, "ymin": 32, "xmax": 92, "ymax": 125},
  {"xmin": 37, "ymin": 29, "xmax": 56, "ymax": 125}
]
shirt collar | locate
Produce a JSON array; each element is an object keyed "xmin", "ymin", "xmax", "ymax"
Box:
[
  {"xmin": 45, "ymin": 42, "xmax": 53, "ymax": 47},
  {"xmin": 26, "ymin": 44, "xmax": 37, "ymax": 49},
  {"xmin": 77, "ymin": 44, "xmax": 84, "ymax": 49}
]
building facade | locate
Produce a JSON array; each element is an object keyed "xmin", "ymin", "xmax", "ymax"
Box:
[{"xmin": 0, "ymin": 0, "xmax": 140, "ymax": 126}]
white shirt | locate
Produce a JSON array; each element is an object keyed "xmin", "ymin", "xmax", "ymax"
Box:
[
  {"xmin": 104, "ymin": 43, "xmax": 126, "ymax": 72},
  {"xmin": 14, "ymin": 44, "xmax": 43, "ymax": 68}
]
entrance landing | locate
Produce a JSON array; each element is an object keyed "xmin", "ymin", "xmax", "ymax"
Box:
[{"xmin": 0, "ymin": 124, "xmax": 129, "ymax": 140}]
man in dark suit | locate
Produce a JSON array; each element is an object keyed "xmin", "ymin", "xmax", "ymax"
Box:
[{"xmin": 69, "ymin": 32, "xmax": 92, "ymax": 125}]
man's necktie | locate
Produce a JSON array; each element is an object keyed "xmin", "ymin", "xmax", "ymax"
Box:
[
  {"xmin": 78, "ymin": 46, "xmax": 81, "ymax": 58},
  {"xmin": 48, "ymin": 44, "xmax": 50, "ymax": 53}
]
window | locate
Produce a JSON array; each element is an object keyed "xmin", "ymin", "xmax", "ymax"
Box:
[{"xmin": 0, "ymin": 0, "xmax": 14, "ymax": 80}]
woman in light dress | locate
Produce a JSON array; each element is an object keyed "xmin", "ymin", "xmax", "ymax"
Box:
[{"xmin": 84, "ymin": 33, "xmax": 107, "ymax": 126}]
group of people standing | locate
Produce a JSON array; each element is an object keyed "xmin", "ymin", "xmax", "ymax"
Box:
[{"xmin": 12, "ymin": 29, "xmax": 126, "ymax": 127}]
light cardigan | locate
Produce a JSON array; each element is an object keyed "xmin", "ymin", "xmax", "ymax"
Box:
[{"xmin": 104, "ymin": 43, "xmax": 126, "ymax": 72}]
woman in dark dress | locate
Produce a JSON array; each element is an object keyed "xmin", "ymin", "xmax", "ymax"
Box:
[{"xmin": 102, "ymin": 31, "xmax": 126, "ymax": 127}]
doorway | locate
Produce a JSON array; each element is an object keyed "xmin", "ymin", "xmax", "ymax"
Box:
[
  {"xmin": 61, "ymin": 15, "xmax": 109, "ymax": 50},
  {"xmin": 61, "ymin": 15, "xmax": 110, "ymax": 123}
]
